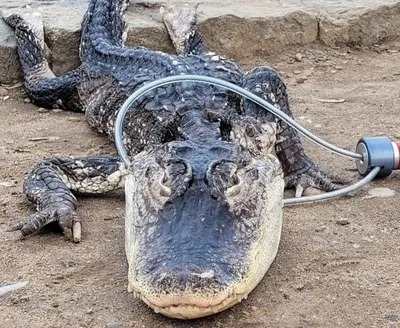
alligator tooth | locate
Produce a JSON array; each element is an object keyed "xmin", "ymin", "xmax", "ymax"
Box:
[{"xmin": 237, "ymin": 293, "xmax": 248, "ymax": 302}]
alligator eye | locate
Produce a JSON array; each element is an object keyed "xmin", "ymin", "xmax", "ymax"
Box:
[
  {"xmin": 225, "ymin": 177, "xmax": 242, "ymax": 197},
  {"xmin": 157, "ymin": 158, "xmax": 193, "ymax": 199},
  {"xmin": 158, "ymin": 175, "xmax": 172, "ymax": 197},
  {"xmin": 206, "ymin": 160, "xmax": 242, "ymax": 197}
]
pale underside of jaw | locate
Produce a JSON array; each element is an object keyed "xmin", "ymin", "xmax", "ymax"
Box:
[{"xmin": 129, "ymin": 288, "xmax": 249, "ymax": 319}]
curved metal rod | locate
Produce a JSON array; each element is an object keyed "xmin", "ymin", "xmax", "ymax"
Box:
[
  {"xmin": 283, "ymin": 166, "xmax": 380, "ymax": 205},
  {"xmin": 115, "ymin": 75, "xmax": 362, "ymax": 167}
]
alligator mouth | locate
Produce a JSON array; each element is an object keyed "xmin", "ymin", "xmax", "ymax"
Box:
[{"xmin": 130, "ymin": 288, "xmax": 248, "ymax": 319}]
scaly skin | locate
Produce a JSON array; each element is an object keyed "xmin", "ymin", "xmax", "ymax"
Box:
[{"xmin": 3, "ymin": 0, "xmax": 342, "ymax": 319}]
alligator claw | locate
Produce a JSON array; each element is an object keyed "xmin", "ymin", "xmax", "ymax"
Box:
[
  {"xmin": 295, "ymin": 184, "xmax": 304, "ymax": 198},
  {"xmin": 285, "ymin": 160, "xmax": 345, "ymax": 197},
  {"xmin": 6, "ymin": 207, "xmax": 81, "ymax": 243}
]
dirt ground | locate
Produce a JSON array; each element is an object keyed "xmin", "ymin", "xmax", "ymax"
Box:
[{"xmin": 1, "ymin": 40, "xmax": 400, "ymax": 328}]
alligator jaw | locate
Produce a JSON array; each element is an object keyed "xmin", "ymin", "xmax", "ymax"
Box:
[{"xmin": 128, "ymin": 287, "xmax": 248, "ymax": 319}]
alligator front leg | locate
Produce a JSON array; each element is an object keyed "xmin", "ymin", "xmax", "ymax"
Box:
[
  {"xmin": 8, "ymin": 156, "xmax": 127, "ymax": 242},
  {"xmin": 241, "ymin": 66, "xmax": 343, "ymax": 196}
]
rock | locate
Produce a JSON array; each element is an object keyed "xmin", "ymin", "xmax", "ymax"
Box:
[
  {"xmin": 0, "ymin": 86, "xmax": 8, "ymax": 96},
  {"xmin": 37, "ymin": 107, "xmax": 49, "ymax": 113},
  {"xmin": 293, "ymin": 70, "xmax": 302, "ymax": 75},
  {"xmin": 19, "ymin": 295, "xmax": 29, "ymax": 302},
  {"xmin": 294, "ymin": 53, "xmax": 303, "ymax": 62},
  {"xmin": 294, "ymin": 283, "xmax": 305, "ymax": 291},
  {"xmin": 387, "ymin": 314, "xmax": 399, "ymax": 324},
  {"xmin": 366, "ymin": 187, "xmax": 396, "ymax": 198},
  {"xmin": 335, "ymin": 218, "xmax": 350, "ymax": 226},
  {"xmin": 0, "ymin": 281, "xmax": 29, "ymax": 296},
  {"xmin": 0, "ymin": 19, "xmax": 22, "ymax": 84},
  {"xmin": 296, "ymin": 77, "xmax": 307, "ymax": 84},
  {"xmin": 0, "ymin": 181, "xmax": 15, "ymax": 187},
  {"xmin": 315, "ymin": 225, "xmax": 326, "ymax": 232},
  {"xmin": 52, "ymin": 301, "xmax": 59, "ymax": 308},
  {"xmin": 24, "ymin": 97, "xmax": 31, "ymax": 103},
  {"xmin": 106, "ymin": 323, "xmax": 121, "ymax": 328},
  {"xmin": 86, "ymin": 308, "xmax": 93, "ymax": 314}
]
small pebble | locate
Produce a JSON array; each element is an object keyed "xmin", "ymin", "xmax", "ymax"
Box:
[
  {"xmin": 294, "ymin": 283, "xmax": 305, "ymax": 291},
  {"xmin": 387, "ymin": 314, "xmax": 399, "ymax": 324},
  {"xmin": 294, "ymin": 53, "xmax": 303, "ymax": 62},
  {"xmin": 293, "ymin": 70, "xmax": 302, "ymax": 75},
  {"xmin": 315, "ymin": 225, "xmax": 326, "ymax": 232},
  {"xmin": 3, "ymin": 95, "xmax": 10, "ymax": 100},
  {"xmin": 37, "ymin": 107, "xmax": 49, "ymax": 113},
  {"xmin": 106, "ymin": 323, "xmax": 121, "ymax": 328},
  {"xmin": 52, "ymin": 301, "xmax": 59, "ymax": 308},
  {"xmin": 24, "ymin": 97, "xmax": 31, "ymax": 103},
  {"xmin": 52, "ymin": 109, "xmax": 63, "ymax": 113},
  {"xmin": 367, "ymin": 187, "xmax": 395, "ymax": 198},
  {"xmin": 296, "ymin": 77, "xmax": 307, "ymax": 84},
  {"xmin": 0, "ymin": 181, "xmax": 15, "ymax": 187},
  {"xmin": 0, "ymin": 86, "xmax": 8, "ymax": 96},
  {"xmin": 86, "ymin": 308, "xmax": 93, "ymax": 315},
  {"xmin": 335, "ymin": 218, "xmax": 350, "ymax": 226}
]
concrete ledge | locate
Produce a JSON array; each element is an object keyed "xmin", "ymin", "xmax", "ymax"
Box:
[
  {"xmin": 1, "ymin": 1, "xmax": 400, "ymax": 83},
  {"xmin": 319, "ymin": 3, "xmax": 400, "ymax": 46},
  {"xmin": 0, "ymin": 19, "xmax": 20, "ymax": 83}
]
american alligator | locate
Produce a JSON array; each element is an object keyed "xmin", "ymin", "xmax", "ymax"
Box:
[{"xmin": 3, "ymin": 0, "xmax": 342, "ymax": 319}]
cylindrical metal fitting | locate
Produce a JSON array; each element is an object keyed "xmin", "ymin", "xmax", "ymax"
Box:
[
  {"xmin": 356, "ymin": 136, "xmax": 397, "ymax": 178},
  {"xmin": 393, "ymin": 141, "xmax": 400, "ymax": 169}
]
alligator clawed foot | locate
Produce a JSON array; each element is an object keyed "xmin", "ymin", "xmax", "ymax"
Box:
[
  {"xmin": 160, "ymin": 3, "xmax": 199, "ymax": 32},
  {"xmin": 160, "ymin": 3, "xmax": 200, "ymax": 55},
  {"xmin": 6, "ymin": 207, "xmax": 81, "ymax": 243},
  {"xmin": 2, "ymin": 10, "xmax": 45, "ymax": 47},
  {"xmin": 286, "ymin": 164, "xmax": 346, "ymax": 198}
]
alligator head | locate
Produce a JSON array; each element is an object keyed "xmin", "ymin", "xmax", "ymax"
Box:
[{"xmin": 124, "ymin": 112, "xmax": 284, "ymax": 318}]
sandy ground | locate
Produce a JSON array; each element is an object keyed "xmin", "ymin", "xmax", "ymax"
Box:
[{"xmin": 1, "ymin": 40, "xmax": 400, "ymax": 328}]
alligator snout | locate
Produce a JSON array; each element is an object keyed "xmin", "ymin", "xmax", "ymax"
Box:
[{"xmin": 128, "ymin": 265, "xmax": 242, "ymax": 319}]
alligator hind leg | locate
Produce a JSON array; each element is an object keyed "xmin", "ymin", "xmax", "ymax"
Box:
[
  {"xmin": 8, "ymin": 156, "xmax": 127, "ymax": 242},
  {"xmin": 2, "ymin": 12, "xmax": 84, "ymax": 110},
  {"xmin": 161, "ymin": 4, "xmax": 205, "ymax": 56},
  {"xmin": 241, "ymin": 66, "xmax": 343, "ymax": 196},
  {"xmin": 80, "ymin": 0, "xmax": 129, "ymax": 61}
]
